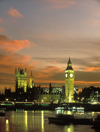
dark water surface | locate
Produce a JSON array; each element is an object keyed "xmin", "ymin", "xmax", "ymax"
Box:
[{"xmin": 0, "ymin": 110, "xmax": 99, "ymax": 132}]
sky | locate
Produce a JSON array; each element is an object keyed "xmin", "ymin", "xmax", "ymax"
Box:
[{"xmin": 0, "ymin": 0, "xmax": 100, "ymax": 93}]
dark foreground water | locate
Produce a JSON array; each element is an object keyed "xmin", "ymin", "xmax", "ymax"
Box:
[{"xmin": 0, "ymin": 110, "xmax": 100, "ymax": 132}]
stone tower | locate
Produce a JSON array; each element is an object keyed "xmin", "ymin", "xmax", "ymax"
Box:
[
  {"xmin": 28, "ymin": 71, "xmax": 34, "ymax": 88},
  {"xmin": 65, "ymin": 58, "xmax": 74, "ymax": 102},
  {"xmin": 15, "ymin": 68, "xmax": 27, "ymax": 92}
]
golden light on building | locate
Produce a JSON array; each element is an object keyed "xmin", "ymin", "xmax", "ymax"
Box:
[
  {"xmin": 15, "ymin": 68, "xmax": 27, "ymax": 92},
  {"xmin": 65, "ymin": 58, "xmax": 74, "ymax": 103},
  {"xmin": 28, "ymin": 71, "xmax": 34, "ymax": 88}
]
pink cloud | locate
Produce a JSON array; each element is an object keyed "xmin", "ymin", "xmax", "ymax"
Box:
[
  {"xmin": 0, "ymin": 35, "xmax": 30, "ymax": 53},
  {"xmin": 87, "ymin": 19, "xmax": 100, "ymax": 27},
  {"xmin": 7, "ymin": 7, "xmax": 23, "ymax": 17},
  {"xmin": 95, "ymin": 12, "xmax": 100, "ymax": 18},
  {"xmin": 43, "ymin": 0, "xmax": 76, "ymax": 9},
  {"xmin": 41, "ymin": 33, "xmax": 57, "ymax": 39},
  {"xmin": 44, "ymin": 0, "xmax": 75, "ymax": 4}
]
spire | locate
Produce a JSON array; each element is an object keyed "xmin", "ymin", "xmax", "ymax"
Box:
[
  {"xmin": 68, "ymin": 57, "xmax": 71, "ymax": 64},
  {"xmin": 66, "ymin": 57, "xmax": 73, "ymax": 70}
]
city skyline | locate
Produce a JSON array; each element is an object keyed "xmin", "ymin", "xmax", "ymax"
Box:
[{"xmin": 0, "ymin": 0, "xmax": 100, "ymax": 93}]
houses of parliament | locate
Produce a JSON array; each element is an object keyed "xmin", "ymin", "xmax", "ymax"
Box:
[{"xmin": 3, "ymin": 58, "xmax": 78, "ymax": 103}]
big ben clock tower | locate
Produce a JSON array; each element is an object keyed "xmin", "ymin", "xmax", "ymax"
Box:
[{"xmin": 65, "ymin": 57, "xmax": 74, "ymax": 102}]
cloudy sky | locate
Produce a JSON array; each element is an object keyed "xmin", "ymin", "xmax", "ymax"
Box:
[{"xmin": 0, "ymin": 0, "xmax": 100, "ymax": 93}]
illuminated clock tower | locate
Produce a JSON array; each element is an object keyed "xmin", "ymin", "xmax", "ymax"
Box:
[{"xmin": 65, "ymin": 58, "xmax": 74, "ymax": 102}]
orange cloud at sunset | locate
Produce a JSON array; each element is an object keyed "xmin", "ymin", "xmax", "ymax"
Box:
[
  {"xmin": 34, "ymin": 66, "xmax": 64, "ymax": 80},
  {"xmin": 35, "ymin": 72, "xmax": 54, "ymax": 79},
  {"xmin": 75, "ymin": 81, "xmax": 100, "ymax": 86},
  {"xmin": 0, "ymin": 54, "xmax": 31, "ymax": 74},
  {"xmin": 0, "ymin": 35, "xmax": 30, "ymax": 53},
  {"xmin": 32, "ymin": 66, "xmax": 64, "ymax": 87},
  {"xmin": 35, "ymin": 79, "xmax": 65, "ymax": 84},
  {"xmin": 42, "ymin": 66, "xmax": 64, "ymax": 73},
  {"xmin": 84, "ymin": 67, "xmax": 100, "ymax": 72},
  {"xmin": 7, "ymin": 7, "xmax": 23, "ymax": 17},
  {"xmin": 28, "ymin": 61, "xmax": 40, "ymax": 68}
]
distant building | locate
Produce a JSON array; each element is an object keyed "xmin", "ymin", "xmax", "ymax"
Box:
[
  {"xmin": 5, "ymin": 87, "xmax": 11, "ymax": 100},
  {"xmin": 74, "ymin": 86, "xmax": 78, "ymax": 100},
  {"xmin": 89, "ymin": 88, "xmax": 100, "ymax": 104},
  {"xmin": 74, "ymin": 86, "xmax": 78, "ymax": 94},
  {"xmin": 39, "ymin": 86, "xmax": 64, "ymax": 103}
]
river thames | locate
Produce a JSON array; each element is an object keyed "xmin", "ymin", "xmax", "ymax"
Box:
[{"xmin": 0, "ymin": 110, "xmax": 99, "ymax": 132}]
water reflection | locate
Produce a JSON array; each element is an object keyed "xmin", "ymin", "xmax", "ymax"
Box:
[
  {"xmin": 64, "ymin": 125, "xmax": 74, "ymax": 132},
  {"xmin": 32, "ymin": 111, "xmax": 34, "ymax": 129},
  {"xmin": 11, "ymin": 111, "xmax": 14, "ymax": 123},
  {"xmin": 24, "ymin": 111, "xmax": 28, "ymax": 131},
  {"xmin": 0, "ymin": 110, "xmax": 98, "ymax": 132},
  {"xmin": 41, "ymin": 111, "xmax": 44, "ymax": 132},
  {"xmin": 6, "ymin": 119, "xmax": 9, "ymax": 132}
]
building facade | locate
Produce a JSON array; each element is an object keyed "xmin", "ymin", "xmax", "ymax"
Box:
[
  {"xmin": 28, "ymin": 72, "xmax": 34, "ymax": 88},
  {"xmin": 65, "ymin": 58, "xmax": 75, "ymax": 102},
  {"xmin": 15, "ymin": 68, "xmax": 27, "ymax": 93},
  {"xmin": 39, "ymin": 86, "xmax": 64, "ymax": 103}
]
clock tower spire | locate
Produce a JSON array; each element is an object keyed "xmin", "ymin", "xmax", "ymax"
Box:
[{"xmin": 65, "ymin": 57, "xmax": 74, "ymax": 102}]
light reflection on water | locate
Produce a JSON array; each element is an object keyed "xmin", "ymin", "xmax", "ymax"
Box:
[
  {"xmin": 64, "ymin": 124, "xmax": 74, "ymax": 132},
  {"xmin": 41, "ymin": 111, "xmax": 44, "ymax": 132},
  {"xmin": 6, "ymin": 119, "xmax": 9, "ymax": 132},
  {"xmin": 0, "ymin": 110, "xmax": 98, "ymax": 132}
]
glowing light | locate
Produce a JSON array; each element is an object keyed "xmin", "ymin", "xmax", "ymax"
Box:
[
  {"xmin": 67, "ymin": 111, "xmax": 72, "ymax": 115},
  {"xmin": 64, "ymin": 125, "xmax": 74, "ymax": 132},
  {"xmin": 24, "ymin": 111, "xmax": 28, "ymax": 130},
  {"xmin": 6, "ymin": 119, "xmax": 9, "ymax": 132},
  {"xmin": 41, "ymin": 111, "xmax": 44, "ymax": 132},
  {"xmin": 68, "ymin": 128, "xmax": 70, "ymax": 132},
  {"xmin": 6, "ymin": 98, "xmax": 8, "ymax": 101}
]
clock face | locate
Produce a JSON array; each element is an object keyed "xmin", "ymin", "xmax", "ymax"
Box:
[
  {"xmin": 70, "ymin": 73, "xmax": 73, "ymax": 78},
  {"xmin": 65, "ymin": 73, "xmax": 68, "ymax": 78}
]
